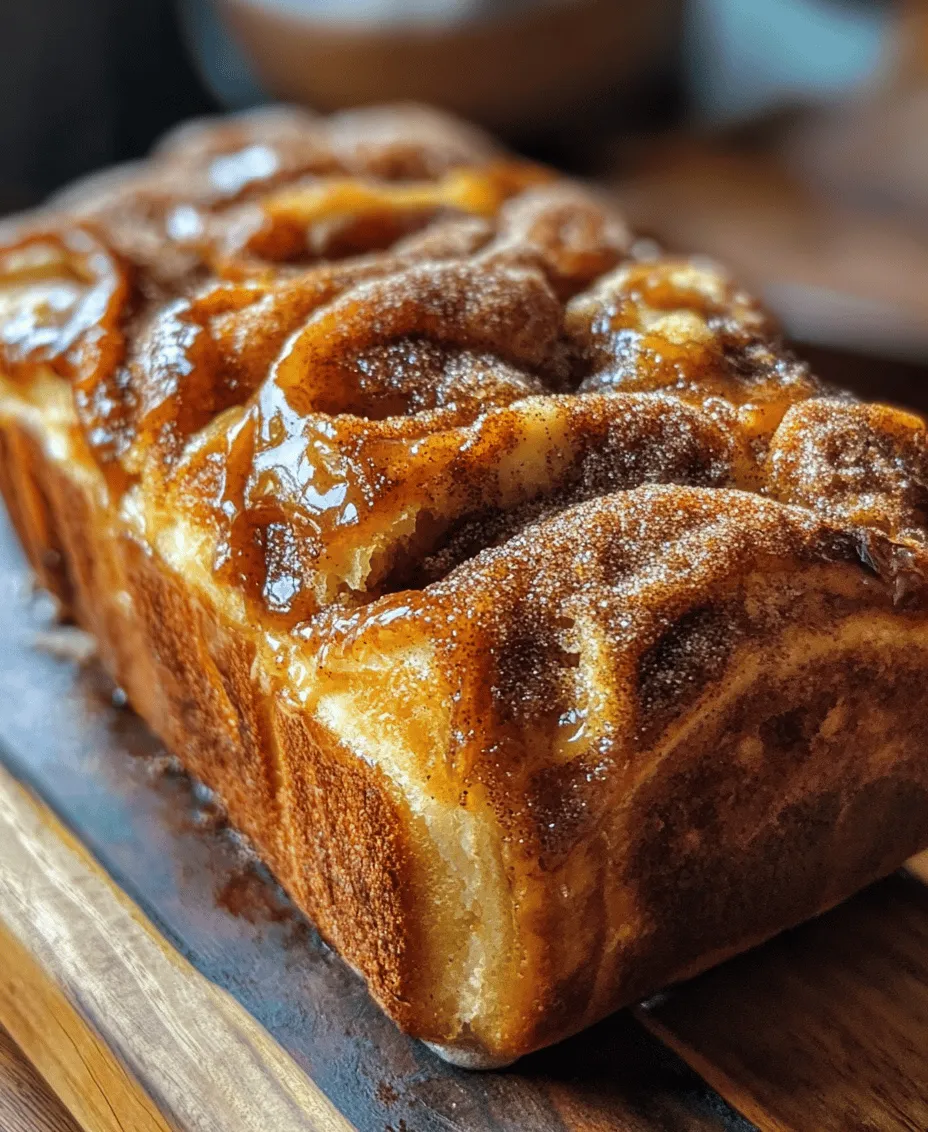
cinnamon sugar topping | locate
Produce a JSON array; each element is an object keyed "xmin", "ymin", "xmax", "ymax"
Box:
[{"xmin": 1, "ymin": 103, "xmax": 925, "ymax": 638}]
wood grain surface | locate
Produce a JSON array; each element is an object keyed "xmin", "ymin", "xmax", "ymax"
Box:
[
  {"xmin": 639, "ymin": 876, "xmax": 928, "ymax": 1132},
  {"xmin": 0, "ymin": 1024, "xmax": 81, "ymax": 1132},
  {"xmin": 0, "ymin": 912, "xmax": 171, "ymax": 1132},
  {"xmin": 0, "ymin": 763, "xmax": 355, "ymax": 1132}
]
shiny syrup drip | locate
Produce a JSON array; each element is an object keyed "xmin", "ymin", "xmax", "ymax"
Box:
[{"xmin": 2, "ymin": 105, "xmax": 926, "ymax": 650}]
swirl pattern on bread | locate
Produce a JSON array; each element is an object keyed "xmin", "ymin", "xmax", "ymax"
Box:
[{"xmin": 2, "ymin": 105, "xmax": 928, "ymax": 1067}]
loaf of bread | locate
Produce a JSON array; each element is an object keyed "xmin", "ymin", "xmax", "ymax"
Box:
[{"xmin": 2, "ymin": 105, "xmax": 928, "ymax": 1068}]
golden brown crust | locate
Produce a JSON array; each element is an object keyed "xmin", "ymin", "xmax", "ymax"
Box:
[{"xmin": 3, "ymin": 104, "xmax": 928, "ymax": 1065}]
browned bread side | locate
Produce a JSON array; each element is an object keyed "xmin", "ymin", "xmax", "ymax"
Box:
[{"xmin": 3, "ymin": 105, "xmax": 928, "ymax": 1066}]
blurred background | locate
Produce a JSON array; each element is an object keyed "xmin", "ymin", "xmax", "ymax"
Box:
[{"xmin": 1, "ymin": 0, "xmax": 926, "ymax": 393}]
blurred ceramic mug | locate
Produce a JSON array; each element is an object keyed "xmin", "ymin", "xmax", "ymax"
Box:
[{"xmin": 203, "ymin": 0, "xmax": 683, "ymax": 131}]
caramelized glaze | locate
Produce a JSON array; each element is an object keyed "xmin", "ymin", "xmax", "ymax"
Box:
[
  {"xmin": 2, "ymin": 105, "xmax": 925, "ymax": 631},
  {"xmin": 4, "ymin": 101, "xmax": 928, "ymax": 708},
  {"xmin": 4, "ymin": 104, "xmax": 928, "ymax": 1068}
]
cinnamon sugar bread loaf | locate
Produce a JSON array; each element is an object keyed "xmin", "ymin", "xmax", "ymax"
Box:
[{"xmin": 2, "ymin": 105, "xmax": 928, "ymax": 1068}]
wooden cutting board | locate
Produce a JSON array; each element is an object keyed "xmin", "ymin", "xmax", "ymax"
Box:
[{"xmin": 1, "ymin": 456, "xmax": 928, "ymax": 1129}]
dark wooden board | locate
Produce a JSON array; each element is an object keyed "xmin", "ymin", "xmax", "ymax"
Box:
[
  {"xmin": 0, "ymin": 1024, "xmax": 81, "ymax": 1132},
  {"xmin": 0, "ymin": 514, "xmax": 749, "ymax": 1132},
  {"xmin": 639, "ymin": 875, "xmax": 928, "ymax": 1132}
]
